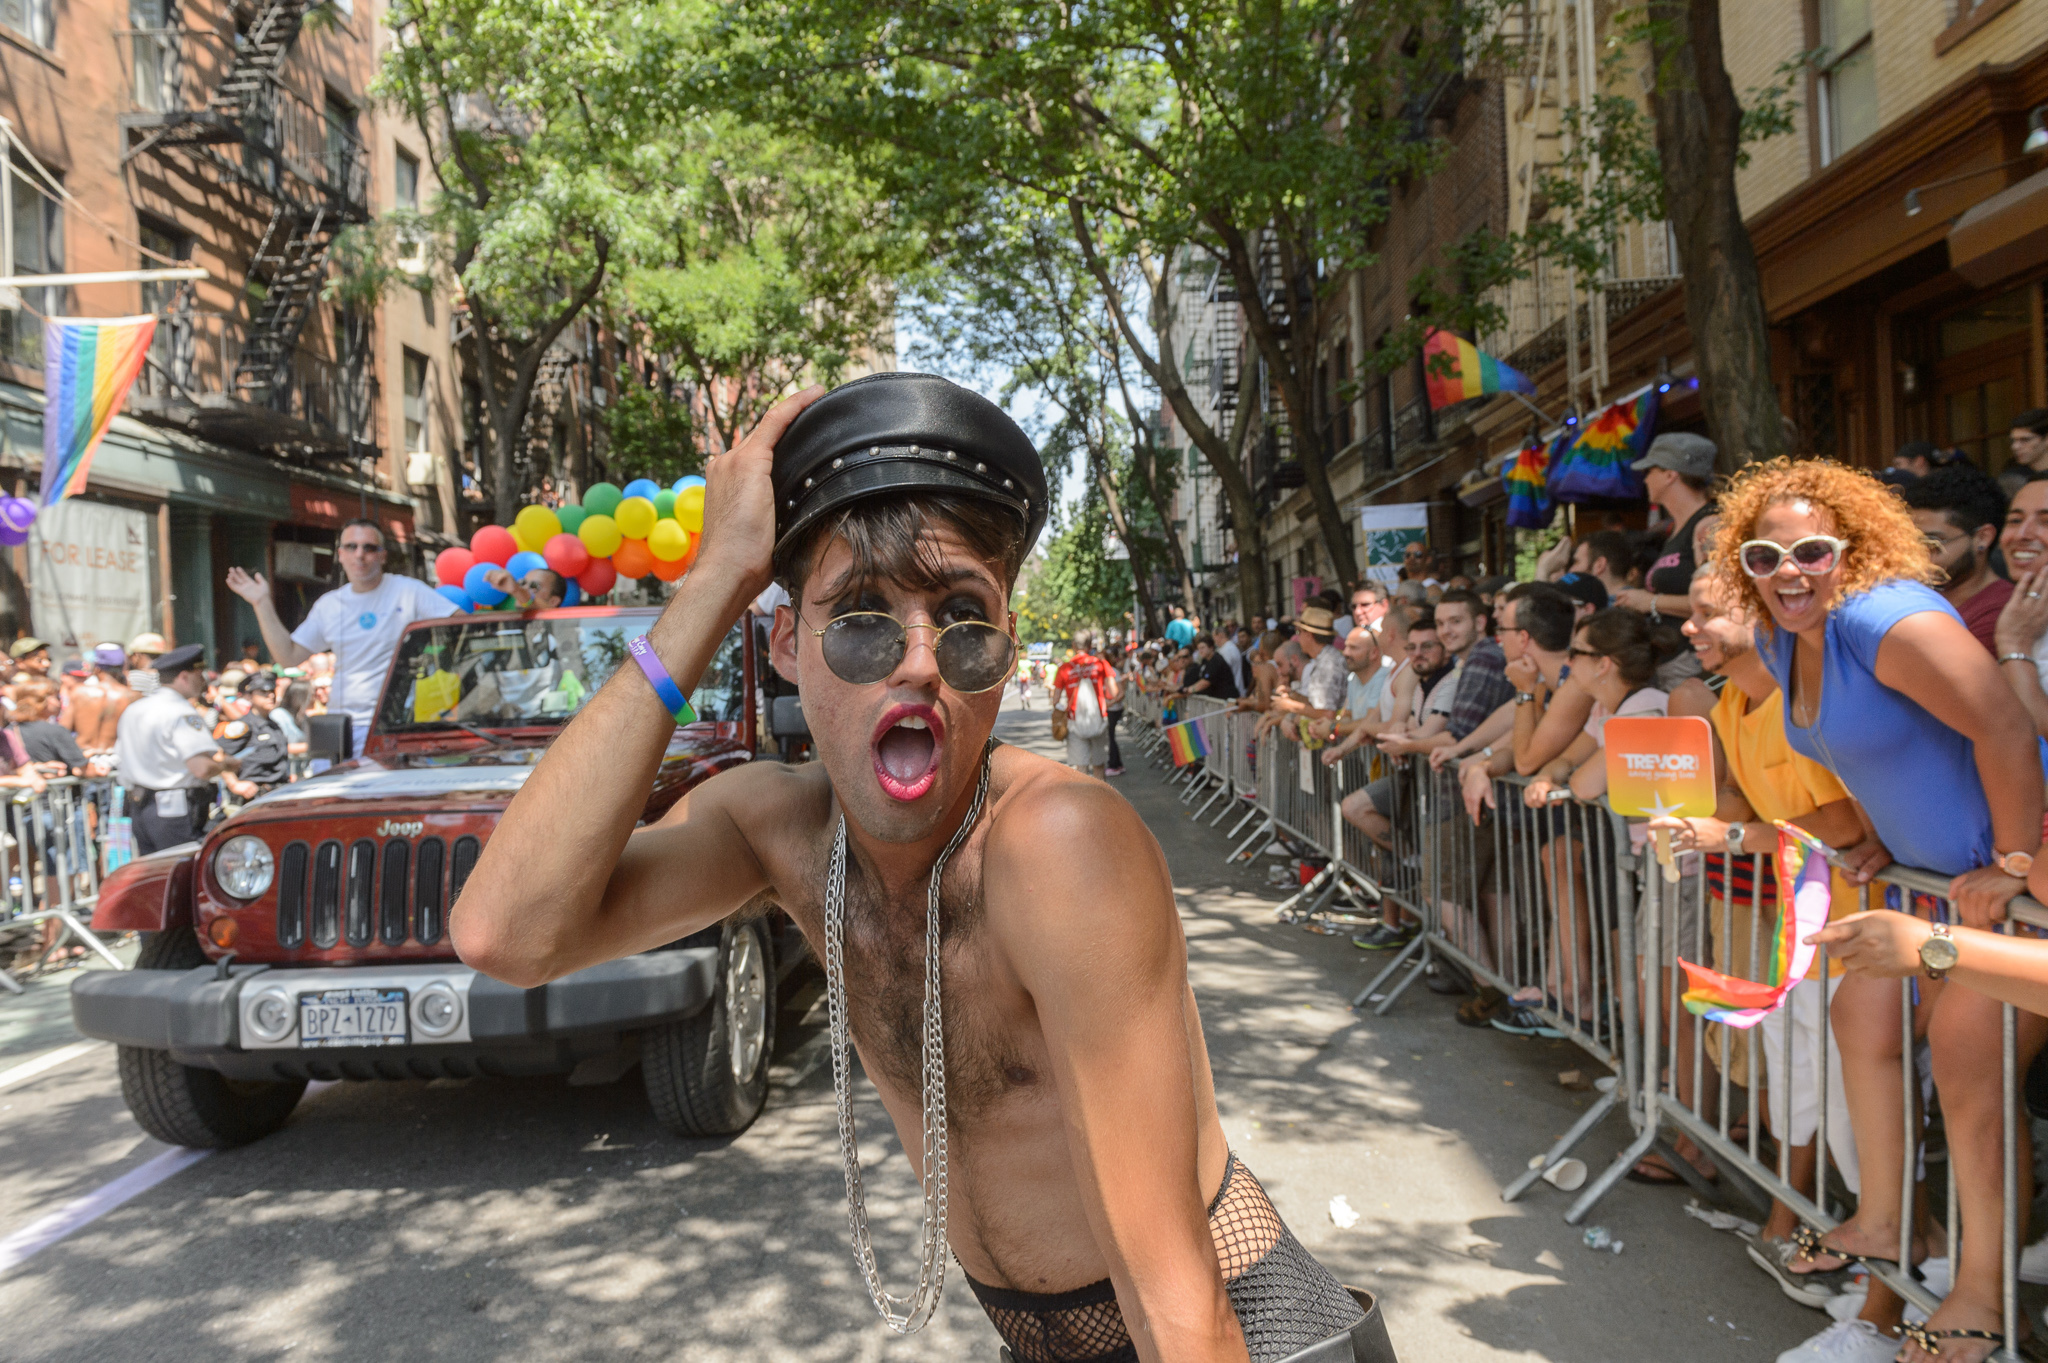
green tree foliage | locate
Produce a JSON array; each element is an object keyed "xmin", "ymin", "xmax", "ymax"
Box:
[
  {"xmin": 1016, "ymin": 501, "xmax": 1136, "ymax": 645},
  {"xmin": 602, "ymin": 378, "xmax": 700, "ymax": 484}
]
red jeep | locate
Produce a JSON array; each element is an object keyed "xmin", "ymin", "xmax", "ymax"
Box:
[{"xmin": 71, "ymin": 606, "xmax": 803, "ymax": 1148}]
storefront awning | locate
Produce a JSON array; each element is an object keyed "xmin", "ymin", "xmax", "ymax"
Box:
[{"xmin": 1949, "ymin": 165, "xmax": 2048, "ymax": 289}]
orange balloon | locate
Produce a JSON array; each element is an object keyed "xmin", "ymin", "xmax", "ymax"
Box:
[
  {"xmin": 676, "ymin": 538, "xmax": 699, "ymax": 572},
  {"xmin": 652, "ymin": 554, "xmax": 686, "ymax": 582},
  {"xmin": 612, "ymin": 537, "xmax": 655, "ymax": 578}
]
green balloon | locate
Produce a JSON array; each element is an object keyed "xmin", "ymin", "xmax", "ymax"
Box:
[
  {"xmin": 557, "ymin": 504, "xmax": 588, "ymax": 534},
  {"xmin": 653, "ymin": 489, "xmax": 677, "ymax": 519},
  {"xmin": 583, "ymin": 482, "xmax": 623, "ymax": 517}
]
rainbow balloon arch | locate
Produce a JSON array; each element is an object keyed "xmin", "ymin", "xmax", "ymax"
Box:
[{"xmin": 430, "ymin": 475, "xmax": 705, "ymax": 612}]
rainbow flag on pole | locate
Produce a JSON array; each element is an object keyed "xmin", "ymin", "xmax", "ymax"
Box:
[
  {"xmin": 1165, "ymin": 718, "xmax": 1209, "ymax": 767},
  {"xmin": 40, "ymin": 316, "xmax": 157, "ymax": 507},
  {"xmin": 1676, "ymin": 822, "xmax": 1833, "ymax": 1028},
  {"xmin": 1422, "ymin": 328, "xmax": 1534, "ymax": 409}
]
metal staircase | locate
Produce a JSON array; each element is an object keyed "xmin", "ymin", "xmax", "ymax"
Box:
[{"xmin": 119, "ymin": 0, "xmax": 372, "ymax": 457}]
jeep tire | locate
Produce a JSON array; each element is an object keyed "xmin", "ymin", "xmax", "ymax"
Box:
[
  {"xmin": 644, "ymin": 917, "xmax": 775, "ymax": 1137},
  {"xmin": 116, "ymin": 928, "xmax": 307, "ymax": 1149}
]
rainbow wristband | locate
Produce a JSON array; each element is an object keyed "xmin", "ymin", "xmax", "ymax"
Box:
[{"xmin": 628, "ymin": 634, "xmax": 697, "ymax": 726}]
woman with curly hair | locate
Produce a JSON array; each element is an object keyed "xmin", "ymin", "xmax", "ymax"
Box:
[{"xmin": 1715, "ymin": 458, "xmax": 2043, "ymax": 1363}]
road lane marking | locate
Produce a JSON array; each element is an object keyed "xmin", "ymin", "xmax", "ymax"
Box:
[
  {"xmin": 0, "ymin": 1041, "xmax": 104, "ymax": 1093},
  {"xmin": 0, "ymin": 1146, "xmax": 211, "ymax": 1276}
]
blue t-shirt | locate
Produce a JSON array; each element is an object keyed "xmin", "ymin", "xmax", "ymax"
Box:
[
  {"xmin": 1164, "ymin": 619, "xmax": 1196, "ymax": 648},
  {"xmin": 1761, "ymin": 579, "xmax": 1992, "ymax": 877}
]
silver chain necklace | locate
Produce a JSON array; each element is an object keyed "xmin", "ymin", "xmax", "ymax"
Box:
[{"xmin": 823, "ymin": 742, "xmax": 993, "ymax": 1334}]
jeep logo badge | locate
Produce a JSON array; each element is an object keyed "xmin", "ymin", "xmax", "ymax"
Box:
[{"xmin": 376, "ymin": 820, "xmax": 424, "ymax": 838}]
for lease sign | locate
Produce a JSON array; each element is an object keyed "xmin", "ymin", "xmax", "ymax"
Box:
[{"xmin": 31, "ymin": 498, "xmax": 154, "ymax": 652}]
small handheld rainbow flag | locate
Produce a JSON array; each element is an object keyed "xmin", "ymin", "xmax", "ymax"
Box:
[
  {"xmin": 1423, "ymin": 328, "xmax": 1534, "ymax": 409},
  {"xmin": 1676, "ymin": 822, "xmax": 1833, "ymax": 1028},
  {"xmin": 41, "ymin": 315, "xmax": 157, "ymax": 507},
  {"xmin": 1165, "ymin": 718, "xmax": 1209, "ymax": 767},
  {"xmin": 1504, "ymin": 438, "xmax": 1556, "ymax": 530}
]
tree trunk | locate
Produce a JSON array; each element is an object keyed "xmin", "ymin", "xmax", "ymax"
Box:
[
  {"xmin": 1646, "ymin": 0, "xmax": 1785, "ymax": 471},
  {"xmin": 1112, "ymin": 369, "xmax": 1198, "ymax": 622},
  {"xmin": 1093, "ymin": 463, "xmax": 1158, "ymax": 637}
]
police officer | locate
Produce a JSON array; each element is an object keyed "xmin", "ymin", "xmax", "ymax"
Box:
[
  {"xmin": 219, "ymin": 671, "xmax": 293, "ymax": 797},
  {"xmin": 114, "ymin": 645, "xmax": 252, "ymax": 855}
]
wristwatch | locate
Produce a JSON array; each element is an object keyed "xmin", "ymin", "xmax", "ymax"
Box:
[
  {"xmin": 1919, "ymin": 922, "xmax": 1959, "ymax": 980},
  {"xmin": 1997, "ymin": 849, "xmax": 2036, "ymax": 877},
  {"xmin": 1725, "ymin": 823, "xmax": 1746, "ymax": 857},
  {"xmin": 1516, "ymin": 692, "xmax": 1537, "ymax": 705}
]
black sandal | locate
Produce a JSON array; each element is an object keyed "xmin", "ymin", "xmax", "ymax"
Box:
[
  {"xmin": 1896, "ymin": 1323, "xmax": 2002, "ymax": 1359},
  {"xmin": 1786, "ymin": 1225, "xmax": 1852, "ymax": 1275}
]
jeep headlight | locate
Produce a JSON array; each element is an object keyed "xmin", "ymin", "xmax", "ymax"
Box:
[{"xmin": 213, "ymin": 835, "xmax": 275, "ymax": 900}]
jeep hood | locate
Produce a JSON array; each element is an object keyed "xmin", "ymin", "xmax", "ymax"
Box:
[{"xmin": 246, "ymin": 754, "xmax": 539, "ymax": 808}]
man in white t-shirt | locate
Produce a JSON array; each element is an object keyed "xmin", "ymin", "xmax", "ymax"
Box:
[{"xmin": 226, "ymin": 518, "xmax": 461, "ymax": 756}]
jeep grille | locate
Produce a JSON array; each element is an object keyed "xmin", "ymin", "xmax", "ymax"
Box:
[{"xmin": 278, "ymin": 834, "xmax": 469, "ymax": 949}]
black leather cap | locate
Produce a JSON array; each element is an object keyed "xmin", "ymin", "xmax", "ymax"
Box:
[{"xmin": 772, "ymin": 372, "xmax": 1047, "ymax": 555}]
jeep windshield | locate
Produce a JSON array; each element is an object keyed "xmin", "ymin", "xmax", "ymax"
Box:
[{"xmin": 374, "ymin": 613, "xmax": 743, "ymax": 734}]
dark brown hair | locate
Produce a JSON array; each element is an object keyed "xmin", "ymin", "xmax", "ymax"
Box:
[
  {"xmin": 773, "ymin": 493, "xmax": 1030, "ymax": 605},
  {"xmin": 1578, "ymin": 607, "xmax": 1658, "ymax": 688}
]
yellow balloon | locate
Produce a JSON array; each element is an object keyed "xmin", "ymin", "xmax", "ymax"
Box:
[
  {"xmin": 509, "ymin": 526, "xmax": 538, "ymax": 554},
  {"xmin": 677, "ymin": 484, "xmax": 705, "ymax": 533},
  {"xmin": 514, "ymin": 504, "xmax": 562, "ymax": 547},
  {"xmin": 578, "ymin": 513, "xmax": 623, "ymax": 558},
  {"xmin": 648, "ymin": 519, "xmax": 690, "ymax": 562},
  {"xmin": 615, "ymin": 496, "xmax": 657, "ymax": 540}
]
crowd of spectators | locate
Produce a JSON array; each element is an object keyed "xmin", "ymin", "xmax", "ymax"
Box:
[{"xmin": 1100, "ymin": 409, "xmax": 2048, "ymax": 1363}]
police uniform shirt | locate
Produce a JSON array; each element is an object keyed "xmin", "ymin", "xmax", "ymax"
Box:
[
  {"xmin": 115, "ymin": 687, "xmax": 216, "ymax": 791},
  {"xmin": 220, "ymin": 709, "xmax": 289, "ymax": 786}
]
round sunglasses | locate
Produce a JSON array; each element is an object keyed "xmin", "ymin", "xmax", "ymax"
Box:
[
  {"xmin": 808, "ymin": 611, "xmax": 1017, "ymax": 693},
  {"xmin": 1738, "ymin": 534, "xmax": 1849, "ymax": 579}
]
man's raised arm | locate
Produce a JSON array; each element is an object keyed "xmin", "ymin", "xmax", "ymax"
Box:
[{"xmin": 451, "ymin": 387, "xmax": 822, "ymax": 988}]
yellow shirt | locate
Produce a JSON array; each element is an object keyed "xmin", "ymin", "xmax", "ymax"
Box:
[{"xmin": 1710, "ymin": 684, "xmax": 1857, "ymax": 980}]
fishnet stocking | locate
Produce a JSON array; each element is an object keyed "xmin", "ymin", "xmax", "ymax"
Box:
[{"xmin": 967, "ymin": 1155, "xmax": 1363, "ymax": 1363}]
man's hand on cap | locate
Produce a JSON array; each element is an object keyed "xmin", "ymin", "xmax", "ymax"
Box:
[{"xmin": 699, "ymin": 385, "xmax": 826, "ymax": 600}]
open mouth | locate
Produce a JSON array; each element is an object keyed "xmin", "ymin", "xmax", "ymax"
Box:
[
  {"xmin": 872, "ymin": 704, "xmax": 945, "ymax": 802},
  {"xmin": 1770, "ymin": 580, "xmax": 1817, "ymax": 624},
  {"xmin": 2011, "ymin": 540, "xmax": 2045, "ymax": 571}
]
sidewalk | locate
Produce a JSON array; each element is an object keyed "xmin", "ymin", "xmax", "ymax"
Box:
[{"xmin": 1001, "ymin": 696, "xmax": 1817, "ymax": 1360}]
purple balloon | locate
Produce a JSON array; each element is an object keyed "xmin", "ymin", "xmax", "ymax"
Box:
[
  {"xmin": 0, "ymin": 498, "xmax": 35, "ymax": 534},
  {"xmin": 0, "ymin": 524, "xmax": 28, "ymax": 548}
]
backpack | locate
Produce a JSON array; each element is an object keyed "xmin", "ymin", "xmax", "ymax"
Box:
[{"xmin": 1070, "ymin": 669, "xmax": 1107, "ymax": 738}]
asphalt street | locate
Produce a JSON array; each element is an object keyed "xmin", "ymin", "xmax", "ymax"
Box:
[{"xmin": 0, "ymin": 691, "xmax": 1823, "ymax": 1362}]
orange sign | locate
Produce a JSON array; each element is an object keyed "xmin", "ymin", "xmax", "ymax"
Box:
[{"xmin": 1602, "ymin": 715, "xmax": 1716, "ymax": 818}]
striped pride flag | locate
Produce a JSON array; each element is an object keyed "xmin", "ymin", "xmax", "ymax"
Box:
[
  {"xmin": 1676, "ymin": 822, "xmax": 1833, "ymax": 1029},
  {"xmin": 1422, "ymin": 328, "xmax": 1533, "ymax": 409},
  {"xmin": 40, "ymin": 316, "xmax": 157, "ymax": 507},
  {"xmin": 1165, "ymin": 717, "xmax": 1209, "ymax": 766}
]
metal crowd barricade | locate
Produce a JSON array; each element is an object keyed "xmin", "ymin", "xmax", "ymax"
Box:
[{"xmin": 0, "ymin": 775, "xmax": 127, "ymax": 990}]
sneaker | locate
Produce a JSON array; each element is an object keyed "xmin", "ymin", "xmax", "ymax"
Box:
[
  {"xmin": 1351, "ymin": 923, "xmax": 1418, "ymax": 951},
  {"xmin": 1489, "ymin": 1005, "xmax": 1564, "ymax": 1038},
  {"xmin": 1748, "ymin": 1236, "xmax": 1845, "ymax": 1309},
  {"xmin": 1105, "ymin": 767, "xmax": 1125, "ymax": 777},
  {"xmin": 1424, "ymin": 961, "xmax": 1472, "ymax": 995},
  {"xmin": 1825, "ymin": 1289, "xmax": 1928, "ymax": 1327},
  {"xmin": 1776, "ymin": 1320, "xmax": 1900, "ymax": 1362}
]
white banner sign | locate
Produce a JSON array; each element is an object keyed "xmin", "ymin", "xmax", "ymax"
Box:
[
  {"xmin": 31, "ymin": 499, "xmax": 154, "ymax": 653},
  {"xmin": 1358, "ymin": 502, "xmax": 1431, "ymax": 584}
]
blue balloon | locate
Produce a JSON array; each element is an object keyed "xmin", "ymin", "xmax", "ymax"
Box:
[
  {"xmin": 435, "ymin": 584, "xmax": 475, "ymax": 613},
  {"xmin": 463, "ymin": 562, "xmax": 508, "ymax": 606},
  {"xmin": 506, "ymin": 550, "xmax": 548, "ymax": 579},
  {"xmin": 622, "ymin": 478, "xmax": 661, "ymax": 501},
  {"xmin": 561, "ymin": 579, "xmax": 580, "ymax": 608},
  {"xmin": 673, "ymin": 474, "xmax": 705, "ymax": 493}
]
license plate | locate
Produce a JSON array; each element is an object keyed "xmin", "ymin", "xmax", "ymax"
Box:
[{"xmin": 299, "ymin": 987, "xmax": 409, "ymax": 1048}]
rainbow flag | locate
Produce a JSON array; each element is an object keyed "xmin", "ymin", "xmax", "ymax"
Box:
[
  {"xmin": 40, "ymin": 316, "xmax": 157, "ymax": 507},
  {"xmin": 1423, "ymin": 328, "xmax": 1534, "ymax": 409},
  {"xmin": 1165, "ymin": 718, "xmax": 1209, "ymax": 766},
  {"xmin": 1547, "ymin": 388, "xmax": 1656, "ymax": 503},
  {"xmin": 1504, "ymin": 438, "xmax": 1556, "ymax": 530},
  {"xmin": 1677, "ymin": 822, "xmax": 1833, "ymax": 1028}
]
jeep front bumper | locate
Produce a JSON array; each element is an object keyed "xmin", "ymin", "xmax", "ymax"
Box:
[{"xmin": 70, "ymin": 951, "xmax": 719, "ymax": 1082}]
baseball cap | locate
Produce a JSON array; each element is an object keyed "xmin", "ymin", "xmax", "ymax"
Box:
[
  {"xmin": 1630, "ymin": 432, "xmax": 1718, "ymax": 481},
  {"xmin": 771, "ymin": 373, "xmax": 1048, "ymax": 557},
  {"xmin": 8, "ymin": 636, "xmax": 46, "ymax": 660},
  {"xmin": 91, "ymin": 643, "xmax": 125, "ymax": 668},
  {"xmin": 127, "ymin": 632, "xmax": 169, "ymax": 656},
  {"xmin": 1555, "ymin": 572, "xmax": 1610, "ymax": 611}
]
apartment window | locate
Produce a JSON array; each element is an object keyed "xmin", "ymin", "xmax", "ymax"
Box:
[
  {"xmin": 3, "ymin": 172, "xmax": 62, "ymax": 366},
  {"xmin": 394, "ymin": 148, "xmax": 419, "ymax": 210},
  {"xmin": 403, "ymin": 348, "xmax": 430, "ymax": 470},
  {"xmin": 137, "ymin": 222, "xmax": 189, "ymax": 393},
  {"xmin": 323, "ymin": 95, "xmax": 358, "ymax": 198},
  {"xmin": 1818, "ymin": 0, "xmax": 1877, "ymax": 164},
  {"xmin": 130, "ymin": 0, "xmax": 173, "ymax": 110},
  {"xmin": 0, "ymin": 0, "xmax": 52, "ymax": 48}
]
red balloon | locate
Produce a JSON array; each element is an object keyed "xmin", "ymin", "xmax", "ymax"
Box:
[
  {"xmin": 576, "ymin": 559, "xmax": 617, "ymax": 596},
  {"xmin": 471, "ymin": 525, "xmax": 517, "ymax": 567},
  {"xmin": 612, "ymin": 538, "xmax": 655, "ymax": 579},
  {"xmin": 652, "ymin": 554, "xmax": 686, "ymax": 582},
  {"xmin": 434, "ymin": 547, "xmax": 475, "ymax": 588},
  {"xmin": 543, "ymin": 532, "xmax": 591, "ymax": 578}
]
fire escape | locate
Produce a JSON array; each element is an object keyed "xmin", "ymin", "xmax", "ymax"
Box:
[{"xmin": 117, "ymin": 0, "xmax": 376, "ymax": 461}]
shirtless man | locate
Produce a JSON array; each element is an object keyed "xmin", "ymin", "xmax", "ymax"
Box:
[
  {"xmin": 66, "ymin": 644, "xmax": 137, "ymax": 772},
  {"xmin": 451, "ymin": 375, "xmax": 1376, "ymax": 1363}
]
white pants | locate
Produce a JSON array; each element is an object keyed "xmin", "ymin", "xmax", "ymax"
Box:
[{"xmin": 1758, "ymin": 973, "xmax": 1860, "ymax": 1194}]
